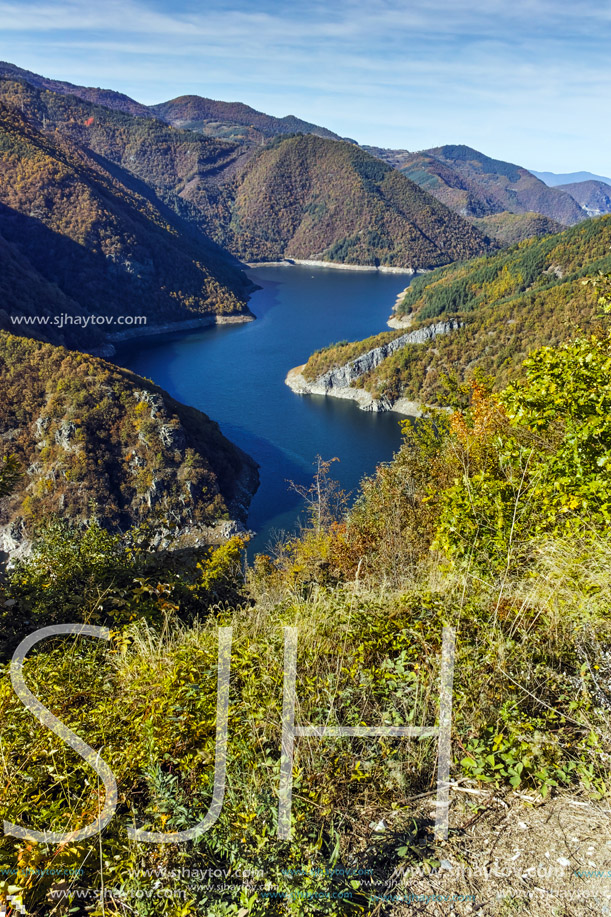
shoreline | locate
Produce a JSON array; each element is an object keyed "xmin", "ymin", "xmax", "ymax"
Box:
[
  {"xmin": 387, "ymin": 286, "xmax": 414, "ymax": 328},
  {"xmin": 245, "ymin": 258, "xmax": 416, "ymax": 275},
  {"xmin": 387, "ymin": 312, "xmax": 413, "ymax": 329},
  {"xmin": 285, "ymin": 365, "xmax": 426, "ymax": 416},
  {"xmin": 285, "ymin": 319, "xmax": 461, "ymax": 416},
  {"xmin": 91, "ymin": 311, "xmax": 255, "ymax": 358}
]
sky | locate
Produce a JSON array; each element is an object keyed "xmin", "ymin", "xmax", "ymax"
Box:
[{"xmin": 0, "ymin": 0, "xmax": 609, "ymax": 174}]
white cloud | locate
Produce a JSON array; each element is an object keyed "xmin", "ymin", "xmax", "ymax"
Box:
[{"xmin": 0, "ymin": 0, "xmax": 609, "ymax": 172}]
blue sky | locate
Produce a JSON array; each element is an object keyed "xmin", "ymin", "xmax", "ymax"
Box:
[{"xmin": 1, "ymin": 0, "xmax": 609, "ymax": 173}]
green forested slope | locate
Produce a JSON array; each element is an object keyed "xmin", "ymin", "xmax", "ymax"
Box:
[
  {"xmin": 229, "ymin": 134, "xmax": 491, "ymax": 268},
  {"xmin": 303, "ymin": 216, "xmax": 611, "ymax": 404}
]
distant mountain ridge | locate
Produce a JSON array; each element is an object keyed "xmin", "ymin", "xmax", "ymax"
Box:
[
  {"xmin": 556, "ymin": 180, "xmax": 611, "ymax": 216},
  {"xmin": 0, "ymin": 60, "xmax": 153, "ymax": 118},
  {"xmin": 366, "ymin": 144, "xmax": 588, "ymax": 245},
  {"xmin": 151, "ymin": 95, "xmax": 343, "ymax": 144},
  {"xmin": 0, "ymin": 60, "xmax": 589, "ymax": 258},
  {"xmin": 399, "ymin": 145, "xmax": 585, "ymax": 227},
  {"xmin": 532, "ymin": 169, "xmax": 611, "ymax": 188},
  {"xmin": 0, "ymin": 61, "xmax": 341, "ymax": 145}
]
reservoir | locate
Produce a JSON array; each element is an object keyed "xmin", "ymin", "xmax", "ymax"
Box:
[{"xmin": 118, "ymin": 265, "xmax": 410, "ymax": 555}]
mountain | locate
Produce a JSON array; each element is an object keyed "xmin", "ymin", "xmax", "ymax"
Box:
[
  {"xmin": 0, "ymin": 60, "xmax": 153, "ymax": 118},
  {"xmin": 0, "ymin": 74, "xmax": 491, "ymax": 272},
  {"xmin": 557, "ymin": 180, "xmax": 611, "ymax": 216},
  {"xmin": 226, "ymin": 134, "xmax": 491, "ymax": 268},
  {"xmin": 377, "ymin": 149, "xmax": 484, "ymax": 215},
  {"xmin": 0, "ymin": 62, "xmax": 343, "ymax": 145},
  {"xmin": 0, "ymin": 331, "xmax": 258, "ymax": 559},
  {"xmin": 532, "ymin": 169, "xmax": 611, "ymax": 188},
  {"xmin": 0, "ymin": 75, "xmax": 249, "ymax": 246},
  {"xmin": 0, "ymin": 101, "xmax": 253, "ymax": 352},
  {"xmin": 361, "ymin": 146, "xmax": 412, "ymax": 169},
  {"xmin": 367, "ymin": 144, "xmax": 586, "ymax": 243},
  {"xmin": 151, "ymin": 95, "xmax": 342, "ymax": 144},
  {"xmin": 297, "ymin": 215, "xmax": 611, "ymax": 408},
  {"xmin": 415, "ymin": 145, "xmax": 586, "ymax": 226}
]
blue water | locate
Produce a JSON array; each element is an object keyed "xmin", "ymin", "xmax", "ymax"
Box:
[{"xmin": 118, "ymin": 265, "xmax": 411, "ymax": 555}]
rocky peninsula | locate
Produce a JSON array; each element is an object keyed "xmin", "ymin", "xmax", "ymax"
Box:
[{"xmin": 285, "ymin": 320, "xmax": 460, "ymax": 415}]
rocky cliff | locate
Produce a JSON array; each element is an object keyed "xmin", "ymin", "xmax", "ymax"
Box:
[
  {"xmin": 286, "ymin": 320, "xmax": 460, "ymax": 414},
  {"xmin": 0, "ymin": 333, "xmax": 259, "ymax": 562}
]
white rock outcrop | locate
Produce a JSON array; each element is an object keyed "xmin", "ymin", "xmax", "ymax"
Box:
[{"xmin": 286, "ymin": 319, "xmax": 460, "ymax": 415}]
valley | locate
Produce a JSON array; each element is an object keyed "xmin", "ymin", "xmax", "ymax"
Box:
[
  {"xmin": 1, "ymin": 52, "xmax": 611, "ymax": 917},
  {"xmin": 117, "ymin": 264, "xmax": 410, "ymax": 555}
]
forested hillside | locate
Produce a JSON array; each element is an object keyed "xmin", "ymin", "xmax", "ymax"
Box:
[
  {"xmin": 229, "ymin": 134, "xmax": 491, "ymax": 268},
  {"xmin": 0, "ymin": 73, "xmax": 492, "ymax": 274},
  {"xmin": 558, "ymin": 179, "xmax": 611, "ymax": 216},
  {"xmin": 1, "ymin": 57, "xmax": 610, "ymax": 917},
  {"xmin": 0, "ymin": 332, "xmax": 258, "ymax": 558},
  {"xmin": 470, "ymin": 211, "xmax": 563, "ymax": 246},
  {"xmin": 152, "ymin": 94, "xmax": 342, "ymax": 143},
  {"xmin": 423, "ymin": 145, "xmax": 586, "ymax": 225},
  {"xmin": 0, "ymin": 76, "xmax": 250, "ymax": 245},
  {"xmin": 0, "ymin": 60, "xmax": 154, "ymax": 117},
  {"xmin": 370, "ymin": 145, "xmax": 587, "ymax": 242},
  {"xmin": 0, "ymin": 102, "xmax": 253, "ymax": 350},
  {"xmin": 301, "ymin": 216, "xmax": 611, "ymax": 405}
]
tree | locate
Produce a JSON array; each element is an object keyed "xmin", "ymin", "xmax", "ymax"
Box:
[
  {"xmin": 0, "ymin": 454, "xmax": 21, "ymax": 498},
  {"xmin": 288, "ymin": 455, "xmax": 347, "ymax": 534}
]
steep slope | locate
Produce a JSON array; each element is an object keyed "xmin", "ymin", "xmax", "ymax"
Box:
[
  {"xmin": 379, "ymin": 149, "xmax": 481, "ymax": 215},
  {"xmin": 0, "ymin": 60, "xmax": 152, "ymax": 118},
  {"xmin": 228, "ymin": 134, "xmax": 491, "ymax": 269},
  {"xmin": 532, "ymin": 169, "xmax": 611, "ymax": 187},
  {"xmin": 151, "ymin": 95, "xmax": 342, "ymax": 144},
  {"xmin": 297, "ymin": 216, "xmax": 611, "ymax": 408},
  {"xmin": 0, "ymin": 78, "xmax": 488, "ymax": 269},
  {"xmin": 0, "ymin": 102, "xmax": 252, "ymax": 351},
  {"xmin": 0, "ymin": 76, "xmax": 250, "ymax": 246},
  {"xmin": 557, "ymin": 180, "xmax": 611, "ymax": 216},
  {"xmin": 0, "ymin": 332, "xmax": 258, "ymax": 558},
  {"xmin": 470, "ymin": 212, "xmax": 563, "ymax": 245},
  {"xmin": 369, "ymin": 146, "xmax": 581, "ymax": 242},
  {"xmin": 0, "ymin": 231, "xmax": 90, "ymax": 350},
  {"xmin": 417, "ymin": 145, "xmax": 586, "ymax": 226},
  {"xmin": 0, "ymin": 68, "xmax": 493, "ymax": 273}
]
